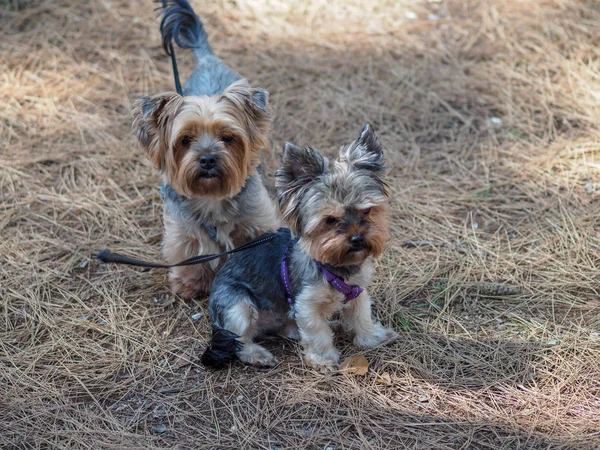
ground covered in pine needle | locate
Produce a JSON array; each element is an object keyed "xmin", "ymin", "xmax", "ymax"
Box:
[{"xmin": 2, "ymin": 0, "xmax": 600, "ymax": 448}]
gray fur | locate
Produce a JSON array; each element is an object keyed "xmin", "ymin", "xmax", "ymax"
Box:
[
  {"xmin": 157, "ymin": 0, "xmax": 276, "ymax": 251},
  {"xmin": 160, "ymin": 0, "xmax": 271, "ymax": 103},
  {"xmin": 208, "ymin": 228, "xmax": 361, "ymax": 331},
  {"xmin": 275, "ymin": 144, "xmax": 329, "ymax": 233},
  {"xmin": 163, "ymin": 172, "xmax": 260, "ymax": 233},
  {"xmin": 276, "ymin": 127, "xmax": 387, "ymax": 235},
  {"xmin": 183, "ymin": 56, "xmax": 241, "ymax": 97},
  {"xmin": 340, "ymin": 123, "xmax": 385, "ymax": 172},
  {"xmin": 203, "ymin": 126, "xmax": 390, "ymax": 368},
  {"xmin": 160, "ymin": 0, "xmax": 241, "ymax": 96}
]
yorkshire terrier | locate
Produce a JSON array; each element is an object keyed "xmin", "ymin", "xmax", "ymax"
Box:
[
  {"xmin": 132, "ymin": 0, "xmax": 279, "ymax": 298},
  {"xmin": 201, "ymin": 124, "xmax": 398, "ymax": 371}
]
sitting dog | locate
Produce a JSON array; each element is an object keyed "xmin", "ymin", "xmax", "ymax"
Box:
[
  {"xmin": 132, "ymin": 0, "xmax": 279, "ymax": 299},
  {"xmin": 201, "ymin": 125, "xmax": 398, "ymax": 371}
]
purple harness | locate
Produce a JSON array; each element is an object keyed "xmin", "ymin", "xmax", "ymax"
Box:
[{"xmin": 280, "ymin": 244, "xmax": 364, "ymax": 305}]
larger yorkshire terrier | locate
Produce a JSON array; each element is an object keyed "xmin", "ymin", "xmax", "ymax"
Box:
[
  {"xmin": 201, "ymin": 125, "xmax": 398, "ymax": 371},
  {"xmin": 132, "ymin": 0, "xmax": 278, "ymax": 299}
]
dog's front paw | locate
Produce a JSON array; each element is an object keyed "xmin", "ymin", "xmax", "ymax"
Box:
[
  {"xmin": 354, "ymin": 324, "xmax": 399, "ymax": 349},
  {"xmin": 304, "ymin": 350, "xmax": 340, "ymax": 373}
]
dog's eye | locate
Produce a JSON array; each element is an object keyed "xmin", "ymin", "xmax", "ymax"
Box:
[
  {"xmin": 325, "ymin": 216, "xmax": 337, "ymax": 225},
  {"xmin": 181, "ymin": 136, "xmax": 193, "ymax": 147},
  {"xmin": 221, "ymin": 135, "xmax": 234, "ymax": 143},
  {"xmin": 363, "ymin": 208, "xmax": 371, "ymax": 216}
]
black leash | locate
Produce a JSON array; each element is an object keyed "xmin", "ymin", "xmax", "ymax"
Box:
[
  {"xmin": 96, "ymin": 232, "xmax": 277, "ymax": 269},
  {"xmin": 160, "ymin": 0, "xmax": 183, "ymax": 95}
]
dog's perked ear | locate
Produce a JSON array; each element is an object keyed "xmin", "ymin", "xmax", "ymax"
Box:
[
  {"xmin": 278, "ymin": 142, "xmax": 328, "ymax": 183},
  {"xmin": 339, "ymin": 123, "xmax": 385, "ymax": 172},
  {"xmin": 275, "ymin": 143, "xmax": 328, "ymax": 233},
  {"xmin": 220, "ymin": 80, "xmax": 272, "ymax": 152},
  {"xmin": 132, "ymin": 92, "xmax": 184, "ymax": 170}
]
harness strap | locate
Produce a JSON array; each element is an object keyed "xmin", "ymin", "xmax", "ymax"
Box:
[
  {"xmin": 280, "ymin": 243, "xmax": 294, "ymax": 305},
  {"xmin": 315, "ymin": 262, "xmax": 364, "ymax": 303},
  {"xmin": 280, "ymin": 244, "xmax": 364, "ymax": 305}
]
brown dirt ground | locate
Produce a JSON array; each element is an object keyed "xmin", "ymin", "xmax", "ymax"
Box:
[{"xmin": 2, "ymin": 0, "xmax": 600, "ymax": 448}]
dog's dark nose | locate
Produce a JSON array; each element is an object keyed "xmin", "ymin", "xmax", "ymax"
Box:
[
  {"xmin": 199, "ymin": 155, "xmax": 217, "ymax": 170},
  {"xmin": 349, "ymin": 234, "xmax": 365, "ymax": 248}
]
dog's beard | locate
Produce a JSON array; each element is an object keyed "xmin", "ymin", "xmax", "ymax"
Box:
[{"xmin": 169, "ymin": 146, "xmax": 251, "ymax": 200}]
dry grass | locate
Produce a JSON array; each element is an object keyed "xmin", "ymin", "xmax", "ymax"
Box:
[{"xmin": 2, "ymin": 0, "xmax": 600, "ymax": 448}]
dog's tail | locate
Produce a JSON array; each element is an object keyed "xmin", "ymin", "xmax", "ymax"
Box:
[
  {"xmin": 200, "ymin": 326, "xmax": 242, "ymax": 369},
  {"xmin": 159, "ymin": 0, "xmax": 214, "ymax": 61}
]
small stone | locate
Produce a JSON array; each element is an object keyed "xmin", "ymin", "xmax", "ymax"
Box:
[
  {"xmin": 427, "ymin": 13, "xmax": 440, "ymax": 21},
  {"xmin": 418, "ymin": 396, "xmax": 429, "ymax": 403},
  {"xmin": 236, "ymin": 395, "xmax": 245, "ymax": 401},
  {"xmin": 98, "ymin": 319, "xmax": 109, "ymax": 325},
  {"xmin": 79, "ymin": 260, "xmax": 89, "ymax": 269},
  {"xmin": 191, "ymin": 312, "xmax": 204, "ymax": 321},
  {"xmin": 376, "ymin": 372, "xmax": 392, "ymax": 385},
  {"xmin": 489, "ymin": 117, "xmax": 502, "ymax": 126},
  {"xmin": 405, "ymin": 11, "xmax": 418, "ymax": 20},
  {"xmin": 547, "ymin": 338, "xmax": 558, "ymax": 346},
  {"xmin": 153, "ymin": 407, "xmax": 167, "ymax": 418},
  {"xmin": 590, "ymin": 332, "xmax": 599, "ymax": 341},
  {"xmin": 151, "ymin": 424, "xmax": 167, "ymax": 434},
  {"xmin": 78, "ymin": 313, "xmax": 95, "ymax": 321}
]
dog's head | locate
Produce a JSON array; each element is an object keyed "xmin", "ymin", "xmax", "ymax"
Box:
[
  {"xmin": 275, "ymin": 124, "xmax": 389, "ymax": 267},
  {"xmin": 133, "ymin": 79, "xmax": 272, "ymax": 199}
]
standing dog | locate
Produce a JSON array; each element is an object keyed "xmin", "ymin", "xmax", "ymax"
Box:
[
  {"xmin": 201, "ymin": 125, "xmax": 398, "ymax": 371},
  {"xmin": 132, "ymin": 0, "xmax": 279, "ymax": 298}
]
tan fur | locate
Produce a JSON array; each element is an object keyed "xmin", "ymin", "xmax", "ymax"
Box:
[
  {"xmin": 294, "ymin": 260, "xmax": 398, "ymax": 372},
  {"xmin": 299, "ymin": 203, "xmax": 389, "ymax": 266},
  {"xmin": 362, "ymin": 204, "xmax": 389, "ymax": 258},
  {"xmin": 162, "ymin": 187, "xmax": 279, "ymax": 298},
  {"xmin": 226, "ymin": 300, "xmax": 277, "ymax": 366},
  {"xmin": 162, "ymin": 213, "xmax": 221, "ymax": 299},
  {"xmin": 133, "ymin": 80, "xmax": 272, "ymax": 201},
  {"xmin": 132, "ymin": 79, "xmax": 278, "ymax": 298},
  {"xmin": 132, "ymin": 92, "xmax": 185, "ymax": 170},
  {"xmin": 295, "ymin": 283, "xmax": 341, "ymax": 372}
]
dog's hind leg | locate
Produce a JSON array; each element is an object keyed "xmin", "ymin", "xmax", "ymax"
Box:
[
  {"xmin": 225, "ymin": 300, "xmax": 278, "ymax": 367},
  {"xmin": 162, "ymin": 217, "xmax": 218, "ymax": 299}
]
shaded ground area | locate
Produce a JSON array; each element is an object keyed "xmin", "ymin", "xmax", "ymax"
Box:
[{"xmin": 1, "ymin": 0, "xmax": 600, "ymax": 448}]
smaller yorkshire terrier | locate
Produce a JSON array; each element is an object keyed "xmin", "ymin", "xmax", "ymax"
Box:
[
  {"xmin": 132, "ymin": 0, "xmax": 278, "ymax": 298},
  {"xmin": 201, "ymin": 125, "xmax": 398, "ymax": 371}
]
